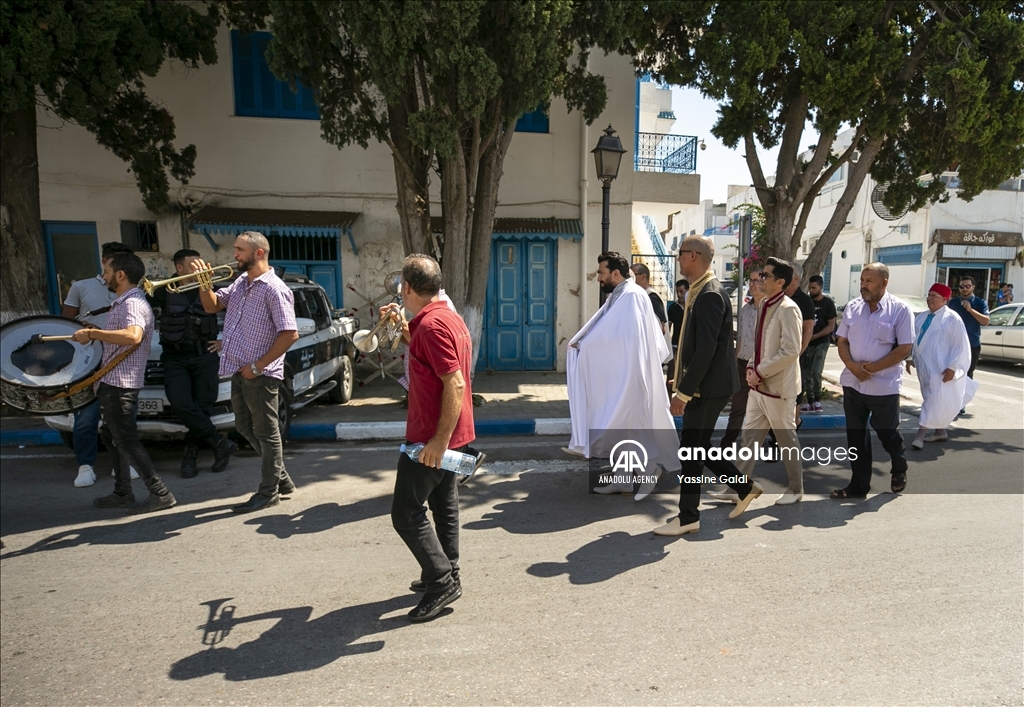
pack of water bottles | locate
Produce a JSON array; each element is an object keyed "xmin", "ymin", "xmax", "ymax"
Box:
[{"xmin": 400, "ymin": 443, "xmax": 475, "ymax": 476}]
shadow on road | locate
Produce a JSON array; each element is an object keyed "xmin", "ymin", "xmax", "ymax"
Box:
[
  {"xmin": 169, "ymin": 595, "xmax": 412, "ymax": 681},
  {"xmin": 0, "ymin": 503, "xmax": 239, "ymax": 558},
  {"xmin": 243, "ymin": 497, "xmax": 391, "ymax": 538},
  {"xmin": 528, "ymin": 531, "xmax": 672, "ymax": 584}
]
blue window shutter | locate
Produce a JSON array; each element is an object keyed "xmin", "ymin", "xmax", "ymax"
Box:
[
  {"xmin": 823, "ymin": 252, "xmax": 833, "ymax": 291},
  {"xmin": 877, "ymin": 244, "xmax": 923, "ymax": 265},
  {"xmin": 231, "ymin": 29, "xmax": 319, "ymax": 120},
  {"xmin": 232, "ymin": 31, "xmax": 256, "ymax": 114},
  {"xmin": 515, "ymin": 105, "xmax": 549, "ymax": 133}
]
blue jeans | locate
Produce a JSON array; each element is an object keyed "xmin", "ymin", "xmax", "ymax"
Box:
[{"xmin": 72, "ymin": 399, "xmax": 101, "ymax": 467}]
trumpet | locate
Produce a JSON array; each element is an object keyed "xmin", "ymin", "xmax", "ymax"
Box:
[
  {"xmin": 352, "ymin": 271, "xmax": 404, "ymax": 354},
  {"xmin": 139, "ymin": 264, "xmax": 236, "ymax": 296},
  {"xmin": 353, "ymin": 303, "xmax": 403, "ymax": 353}
]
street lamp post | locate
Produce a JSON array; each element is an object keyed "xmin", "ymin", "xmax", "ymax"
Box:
[{"xmin": 591, "ymin": 125, "xmax": 626, "ymax": 303}]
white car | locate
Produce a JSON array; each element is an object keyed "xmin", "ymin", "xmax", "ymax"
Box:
[
  {"xmin": 46, "ymin": 275, "xmax": 357, "ymax": 443},
  {"xmin": 980, "ymin": 304, "xmax": 1024, "ymax": 363}
]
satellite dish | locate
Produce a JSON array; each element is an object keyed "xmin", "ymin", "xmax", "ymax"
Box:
[{"xmin": 870, "ymin": 183, "xmax": 909, "ymax": 220}]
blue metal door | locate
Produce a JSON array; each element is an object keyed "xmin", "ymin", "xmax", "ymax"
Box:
[
  {"xmin": 485, "ymin": 238, "xmax": 555, "ymax": 370},
  {"xmin": 271, "ymin": 260, "xmax": 342, "ymax": 308}
]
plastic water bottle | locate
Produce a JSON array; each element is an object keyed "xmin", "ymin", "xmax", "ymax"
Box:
[{"xmin": 400, "ymin": 443, "xmax": 476, "ymax": 476}]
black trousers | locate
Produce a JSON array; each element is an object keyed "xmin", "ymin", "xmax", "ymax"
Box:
[
  {"xmin": 677, "ymin": 395, "xmax": 754, "ymax": 525},
  {"xmin": 720, "ymin": 358, "xmax": 749, "ymax": 448},
  {"xmin": 391, "ymin": 449, "xmax": 463, "ymax": 593},
  {"xmin": 842, "ymin": 386, "xmax": 907, "ymax": 495},
  {"xmin": 98, "ymin": 384, "xmax": 167, "ymax": 497},
  {"xmin": 163, "ymin": 351, "xmax": 220, "ymax": 445},
  {"xmin": 967, "ymin": 346, "xmax": 981, "ymax": 379}
]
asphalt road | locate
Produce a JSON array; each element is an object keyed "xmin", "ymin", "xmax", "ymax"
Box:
[{"xmin": 1, "ymin": 424, "xmax": 1022, "ymax": 706}]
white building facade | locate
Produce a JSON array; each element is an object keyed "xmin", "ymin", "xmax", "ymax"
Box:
[{"xmin": 35, "ymin": 27, "xmax": 699, "ymax": 372}]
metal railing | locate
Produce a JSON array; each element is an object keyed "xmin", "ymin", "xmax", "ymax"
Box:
[
  {"xmin": 631, "ymin": 252, "xmax": 676, "ymax": 305},
  {"xmin": 635, "ymin": 132, "xmax": 698, "ymax": 174}
]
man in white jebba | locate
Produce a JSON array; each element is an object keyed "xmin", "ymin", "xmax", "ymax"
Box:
[
  {"xmin": 907, "ymin": 283, "xmax": 978, "ymax": 449},
  {"xmin": 566, "ymin": 252, "xmax": 680, "ymax": 500}
]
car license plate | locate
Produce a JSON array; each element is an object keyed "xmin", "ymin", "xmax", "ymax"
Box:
[{"xmin": 138, "ymin": 399, "xmax": 164, "ymax": 414}]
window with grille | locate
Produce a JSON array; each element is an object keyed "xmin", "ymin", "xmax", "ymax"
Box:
[
  {"xmin": 231, "ymin": 31, "xmax": 319, "ymax": 120},
  {"xmin": 267, "ymin": 233, "xmax": 338, "ymax": 262},
  {"xmin": 120, "ymin": 221, "xmax": 159, "ymax": 252}
]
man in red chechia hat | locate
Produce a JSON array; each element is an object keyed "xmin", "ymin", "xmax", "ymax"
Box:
[{"xmin": 906, "ymin": 283, "xmax": 978, "ymax": 449}]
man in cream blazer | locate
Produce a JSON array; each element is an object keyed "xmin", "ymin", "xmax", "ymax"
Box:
[{"xmin": 737, "ymin": 257, "xmax": 805, "ymax": 504}]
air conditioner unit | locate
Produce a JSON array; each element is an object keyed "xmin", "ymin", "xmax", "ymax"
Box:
[{"xmin": 850, "ymin": 150, "xmax": 861, "ymax": 163}]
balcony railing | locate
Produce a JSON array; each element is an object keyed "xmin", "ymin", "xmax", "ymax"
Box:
[{"xmin": 635, "ymin": 132, "xmax": 698, "ymax": 174}]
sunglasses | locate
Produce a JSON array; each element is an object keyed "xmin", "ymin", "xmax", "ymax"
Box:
[
  {"xmin": 678, "ymin": 249, "xmax": 696, "ymax": 256},
  {"xmin": 758, "ymin": 271, "xmax": 776, "ymax": 280},
  {"xmin": 959, "ymin": 284, "xmax": 972, "ymax": 289}
]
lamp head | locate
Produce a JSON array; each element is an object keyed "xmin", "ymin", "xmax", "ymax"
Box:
[{"xmin": 591, "ymin": 125, "xmax": 626, "ymax": 181}]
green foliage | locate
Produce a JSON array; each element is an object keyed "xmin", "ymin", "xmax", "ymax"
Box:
[
  {"xmin": 630, "ymin": 1, "xmax": 1024, "ymax": 236},
  {"xmin": 0, "ymin": 0, "xmax": 221, "ymax": 210},
  {"xmin": 225, "ymin": 0, "xmax": 623, "ymax": 157}
]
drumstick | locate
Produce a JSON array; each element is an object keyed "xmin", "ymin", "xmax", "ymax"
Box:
[{"xmin": 29, "ymin": 334, "xmax": 76, "ymax": 345}]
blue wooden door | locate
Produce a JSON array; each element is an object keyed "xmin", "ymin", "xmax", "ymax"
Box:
[
  {"xmin": 485, "ymin": 238, "xmax": 555, "ymax": 370},
  {"xmin": 524, "ymin": 241, "xmax": 555, "ymax": 369},
  {"xmin": 43, "ymin": 222, "xmax": 99, "ymax": 314}
]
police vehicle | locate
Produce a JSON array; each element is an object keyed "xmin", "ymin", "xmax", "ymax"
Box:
[{"xmin": 45, "ymin": 274, "xmax": 357, "ymax": 443}]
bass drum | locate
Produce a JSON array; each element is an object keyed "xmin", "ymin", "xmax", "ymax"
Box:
[{"xmin": 0, "ymin": 315, "xmax": 103, "ymax": 414}]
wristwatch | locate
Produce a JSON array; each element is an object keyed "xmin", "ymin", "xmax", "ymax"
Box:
[{"xmin": 250, "ymin": 364, "xmax": 261, "ymax": 377}]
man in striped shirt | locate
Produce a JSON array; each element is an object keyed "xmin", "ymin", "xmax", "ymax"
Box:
[
  {"xmin": 72, "ymin": 252, "xmax": 176, "ymax": 514},
  {"xmin": 195, "ymin": 232, "xmax": 298, "ymax": 513}
]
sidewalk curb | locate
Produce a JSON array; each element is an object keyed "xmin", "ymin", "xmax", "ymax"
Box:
[
  {"xmin": 0, "ymin": 429, "xmax": 63, "ymax": 447},
  {"xmin": 0, "ymin": 415, "xmax": 847, "ymax": 447}
]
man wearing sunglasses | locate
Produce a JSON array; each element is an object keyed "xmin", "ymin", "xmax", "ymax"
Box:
[
  {"xmin": 946, "ymin": 276, "xmax": 990, "ymax": 389},
  {"xmin": 654, "ymin": 236, "xmax": 760, "ymax": 536}
]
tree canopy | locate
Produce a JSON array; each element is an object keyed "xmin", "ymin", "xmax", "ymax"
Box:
[
  {"xmin": 1, "ymin": 0, "xmax": 221, "ymax": 210},
  {"xmin": 224, "ymin": 0, "xmax": 631, "ymax": 357},
  {"xmin": 629, "ymin": 1, "xmax": 1024, "ymax": 280},
  {"xmin": 1, "ymin": 0, "xmax": 221, "ymax": 320}
]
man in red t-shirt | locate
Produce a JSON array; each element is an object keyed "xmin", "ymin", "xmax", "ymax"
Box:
[{"xmin": 389, "ymin": 254, "xmax": 474, "ymax": 623}]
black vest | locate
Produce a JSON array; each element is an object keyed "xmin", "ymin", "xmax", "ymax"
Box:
[{"xmin": 159, "ymin": 290, "xmax": 218, "ymax": 354}]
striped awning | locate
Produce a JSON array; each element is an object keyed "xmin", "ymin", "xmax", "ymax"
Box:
[
  {"xmin": 188, "ymin": 207, "xmax": 360, "ymax": 253},
  {"xmin": 430, "ymin": 217, "xmax": 583, "ymax": 241}
]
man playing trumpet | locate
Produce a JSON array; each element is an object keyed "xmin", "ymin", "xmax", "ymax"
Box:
[
  {"xmin": 148, "ymin": 249, "xmax": 237, "ymax": 479},
  {"xmin": 193, "ymin": 232, "xmax": 299, "ymax": 513}
]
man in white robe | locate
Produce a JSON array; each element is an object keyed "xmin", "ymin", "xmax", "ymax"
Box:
[
  {"xmin": 566, "ymin": 252, "xmax": 680, "ymax": 498},
  {"xmin": 908, "ymin": 283, "xmax": 978, "ymax": 449}
]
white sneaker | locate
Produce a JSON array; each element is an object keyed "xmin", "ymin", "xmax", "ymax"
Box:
[
  {"xmin": 111, "ymin": 466, "xmax": 141, "ymax": 479},
  {"xmin": 74, "ymin": 465, "xmax": 96, "ymax": 487}
]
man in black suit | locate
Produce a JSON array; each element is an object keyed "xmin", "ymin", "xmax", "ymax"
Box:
[{"xmin": 655, "ymin": 236, "xmax": 763, "ymax": 536}]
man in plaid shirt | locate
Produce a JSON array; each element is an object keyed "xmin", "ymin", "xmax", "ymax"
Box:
[
  {"xmin": 72, "ymin": 252, "xmax": 176, "ymax": 514},
  {"xmin": 195, "ymin": 232, "xmax": 298, "ymax": 513}
]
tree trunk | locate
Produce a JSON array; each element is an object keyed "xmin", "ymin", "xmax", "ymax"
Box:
[
  {"xmin": 441, "ymin": 144, "xmax": 471, "ymax": 310},
  {"xmin": 0, "ymin": 104, "xmax": 49, "ymax": 324},
  {"xmin": 464, "ymin": 124, "xmax": 515, "ymax": 371},
  {"xmin": 387, "ymin": 103, "xmax": 431, "ymax": 256},
  {"xmin": 803, "ymin": 135, "xmax": 885, "ymax": 281},
  {"xmin": 761, "ymin": 202, "xmax": 799, "ymax": 261}
]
